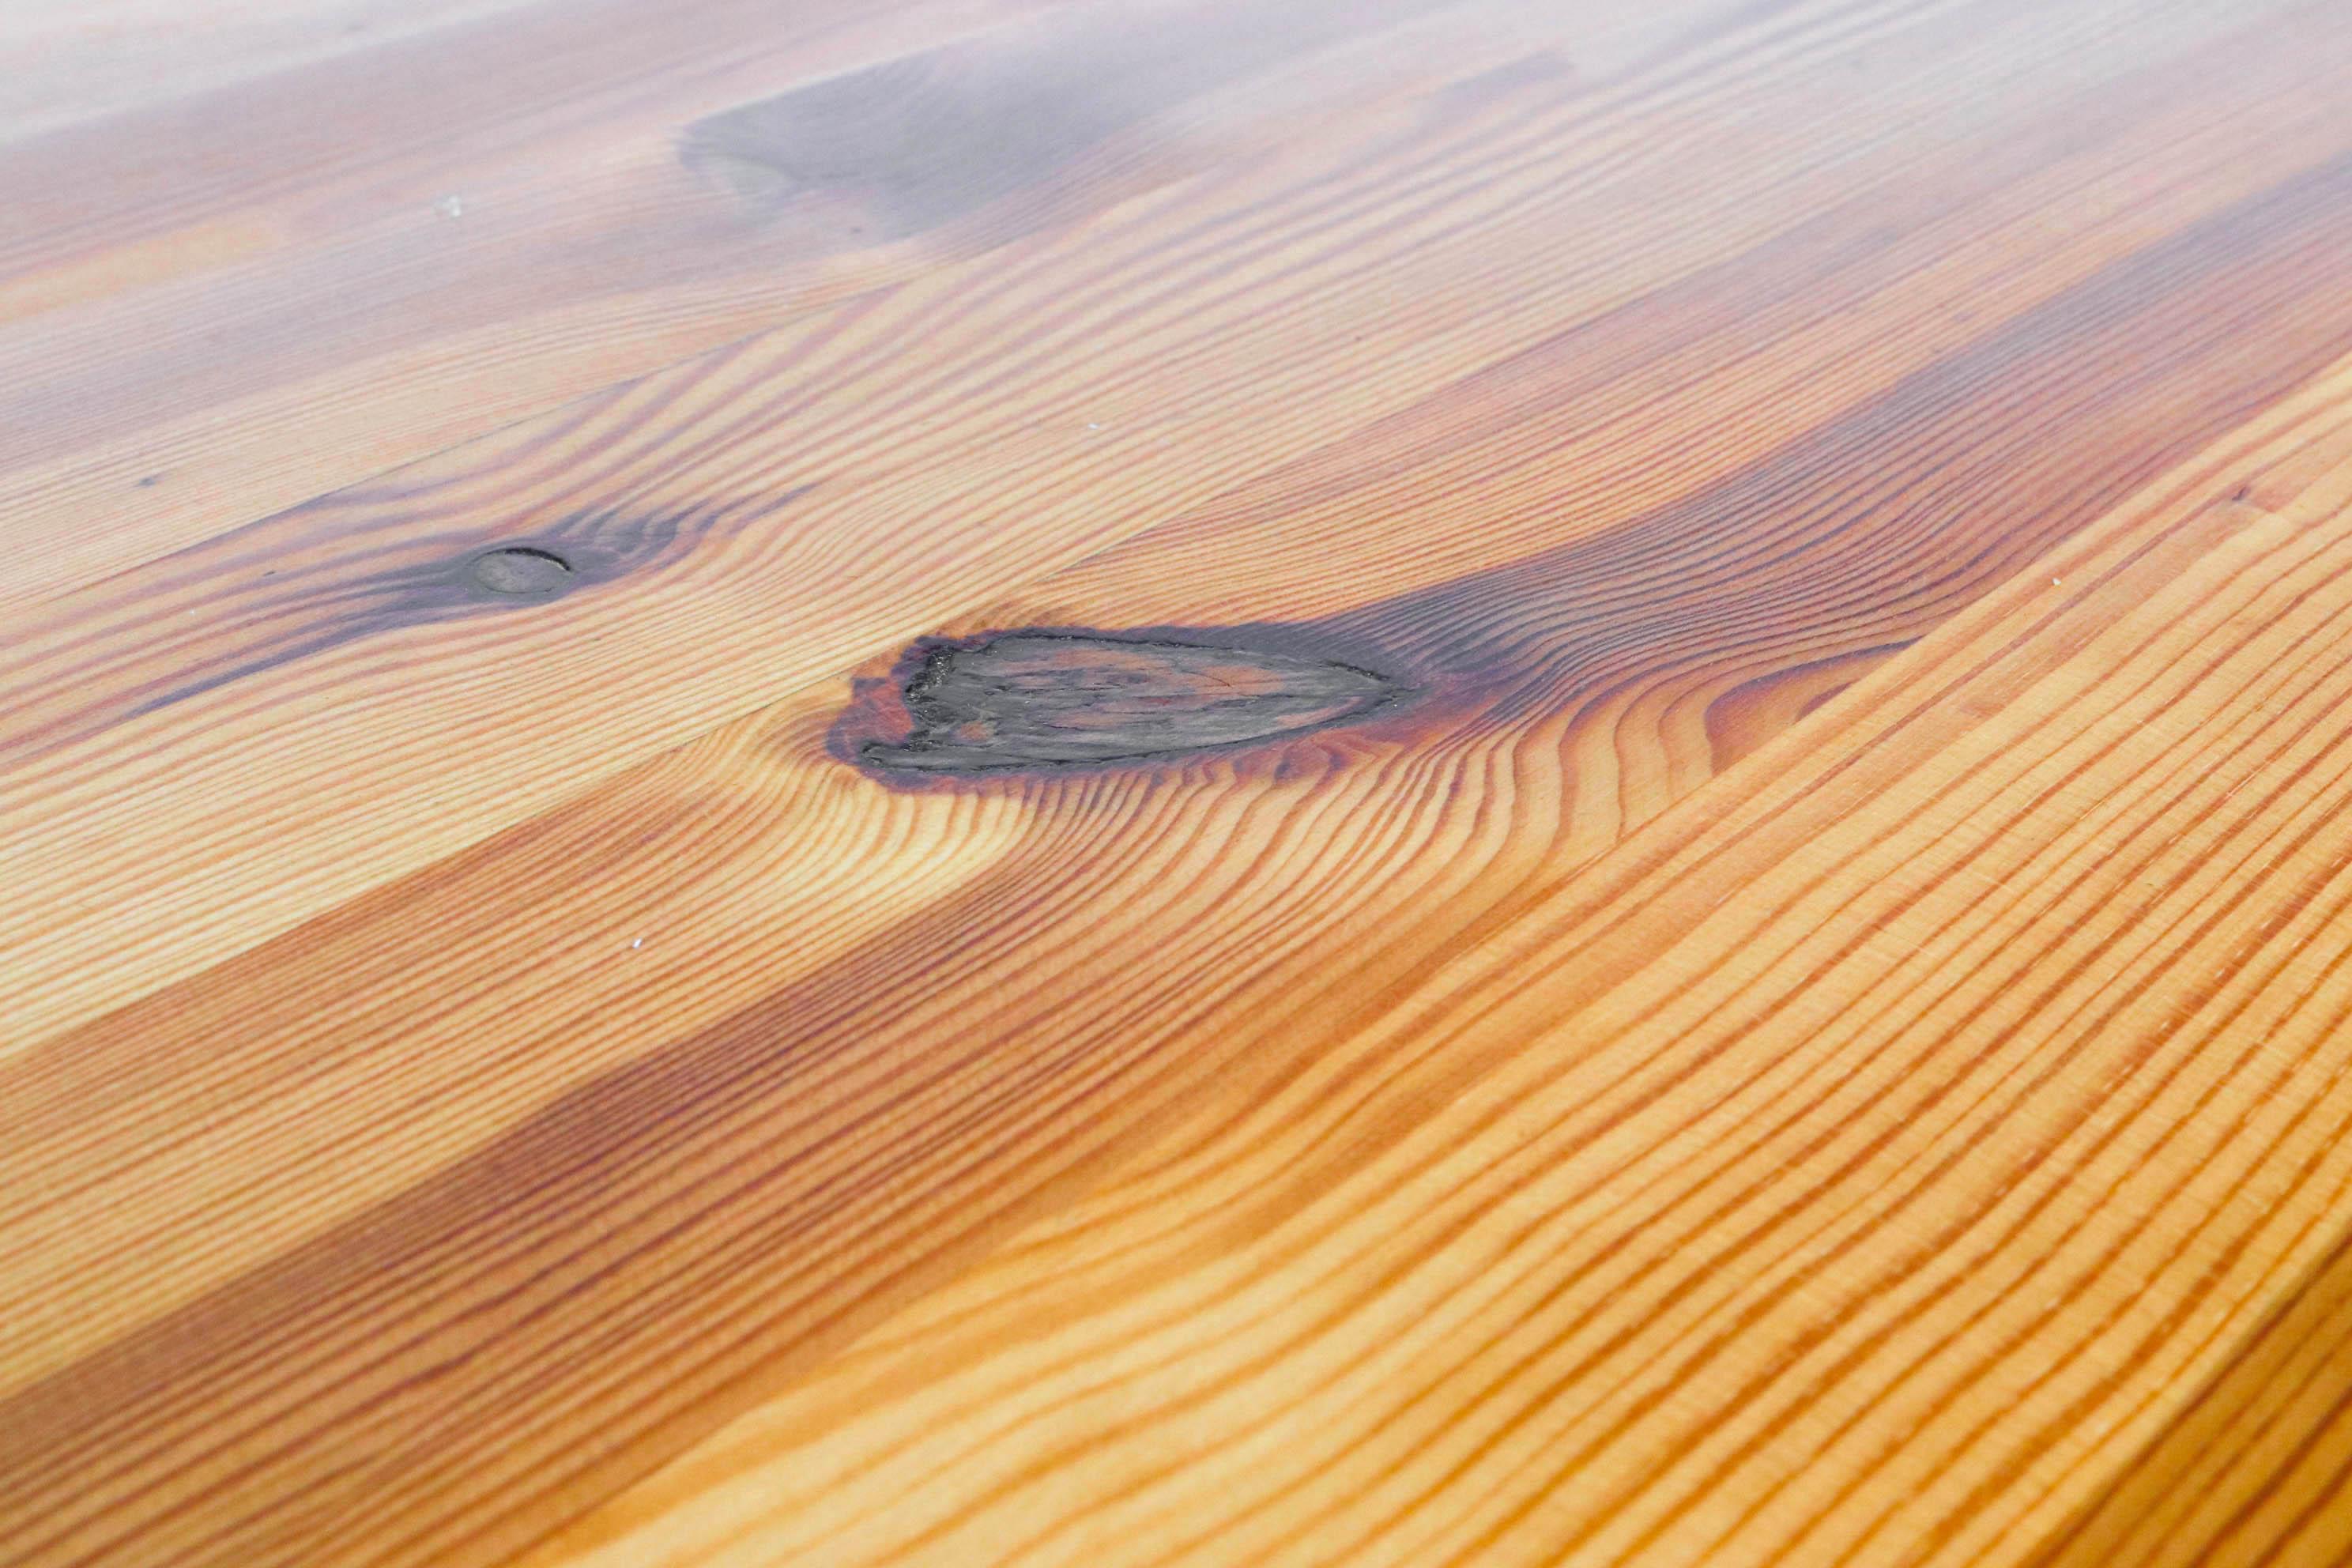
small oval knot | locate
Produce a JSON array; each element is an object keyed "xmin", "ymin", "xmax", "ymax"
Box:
[{"xmin": 467, "ymin": 546, "xmax": 574, "ymax": 598}]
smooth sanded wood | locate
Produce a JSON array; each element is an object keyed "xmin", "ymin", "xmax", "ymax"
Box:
[{"xmin": 11, "ymin": 0, "xmax": 2352, "ymax": 1565}]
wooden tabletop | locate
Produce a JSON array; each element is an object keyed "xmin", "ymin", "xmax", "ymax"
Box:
[{"xmin": 11, "ymin": 1, "xmax": 2352, "ymax": 1563}]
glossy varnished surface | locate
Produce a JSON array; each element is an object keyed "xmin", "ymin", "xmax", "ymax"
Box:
[{"xmin": 9, "ymin": 1, "xmax": 2352, "ymax": 1563}]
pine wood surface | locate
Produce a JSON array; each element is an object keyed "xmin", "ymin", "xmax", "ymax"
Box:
[{"xmin": 9, "ymin": 0, "xmax": 2352, "ymax": 1562}]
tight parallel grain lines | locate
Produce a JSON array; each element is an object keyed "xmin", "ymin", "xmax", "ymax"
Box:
[
  {"xmin": 1487, "ymin": 545, "xmax": 2352, "ymax": 1563},
  {"xmin": 2026, "ymin": 1225, "xmax": 2352, "ymax": 1566},
  {"xmin": 1439, "ymin": 512, "xmax": 2352, "ymax": 1561},
  {"xmin": 505, "ymin": 383, "xmax": 2352, "ymax": 1568}
]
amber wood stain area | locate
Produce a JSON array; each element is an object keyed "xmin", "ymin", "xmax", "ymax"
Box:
[{"xmin": 11, "ymin": 1, "xmax": 2352, "ymax": 1566}]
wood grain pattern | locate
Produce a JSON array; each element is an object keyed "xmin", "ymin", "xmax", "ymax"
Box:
[
  {"xmin": 14, "ymin": 0, "xmax": 2349, "ymax": 1045},
  {"xmin": 11, "ymin": 0, "xmax": 2352, "ymax": 1564},
  {"xmin": 2029, "ymin": 1219, "xmax": 2352, "ymax": 1567},
  {"xmin": 511, "ymin": 357, "xmax": 2352, "ymax": 1568},
  {"xmin": 0, "ymin": 0, "xmax": 1528, "ymax": 612}
]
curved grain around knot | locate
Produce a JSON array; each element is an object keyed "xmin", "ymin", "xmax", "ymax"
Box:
[{"xmin": 845, "ymin": 632, "xmax": 1414, "ymax": 775}]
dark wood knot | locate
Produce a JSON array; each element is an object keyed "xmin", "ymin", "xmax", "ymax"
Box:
[
  {"xmin": 859, "ymin": 632, "xmax": 1408, "ymax": 774},
  {"xmin": 466, "ymin": 546, "xmax": 575, "ymax": 599}
]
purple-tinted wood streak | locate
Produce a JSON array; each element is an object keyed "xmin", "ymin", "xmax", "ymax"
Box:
[
  {"xmin": 0, "ymin": 0, "xmax": 1515, "ymax": 607},
  {"xmin": 0, "ymin": 482, "xmax": 816, "ymax": 761},
  {"xmin": 10, "ymin": 132, "xmax": 2352, "ymax": 1566},
  {"xmin": 677, "ymin": 0, "xmax": 1467, "ymax": 243}
]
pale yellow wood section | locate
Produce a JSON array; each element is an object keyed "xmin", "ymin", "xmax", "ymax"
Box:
[{"xmin": 515, "ymin": 366, "xmax": 2352, "ymax": 1567}]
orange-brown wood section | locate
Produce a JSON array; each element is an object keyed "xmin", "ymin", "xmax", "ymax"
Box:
[{"xmin": 11, "ymin": 1, "xmax": 2352, "ymax": 1563}]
